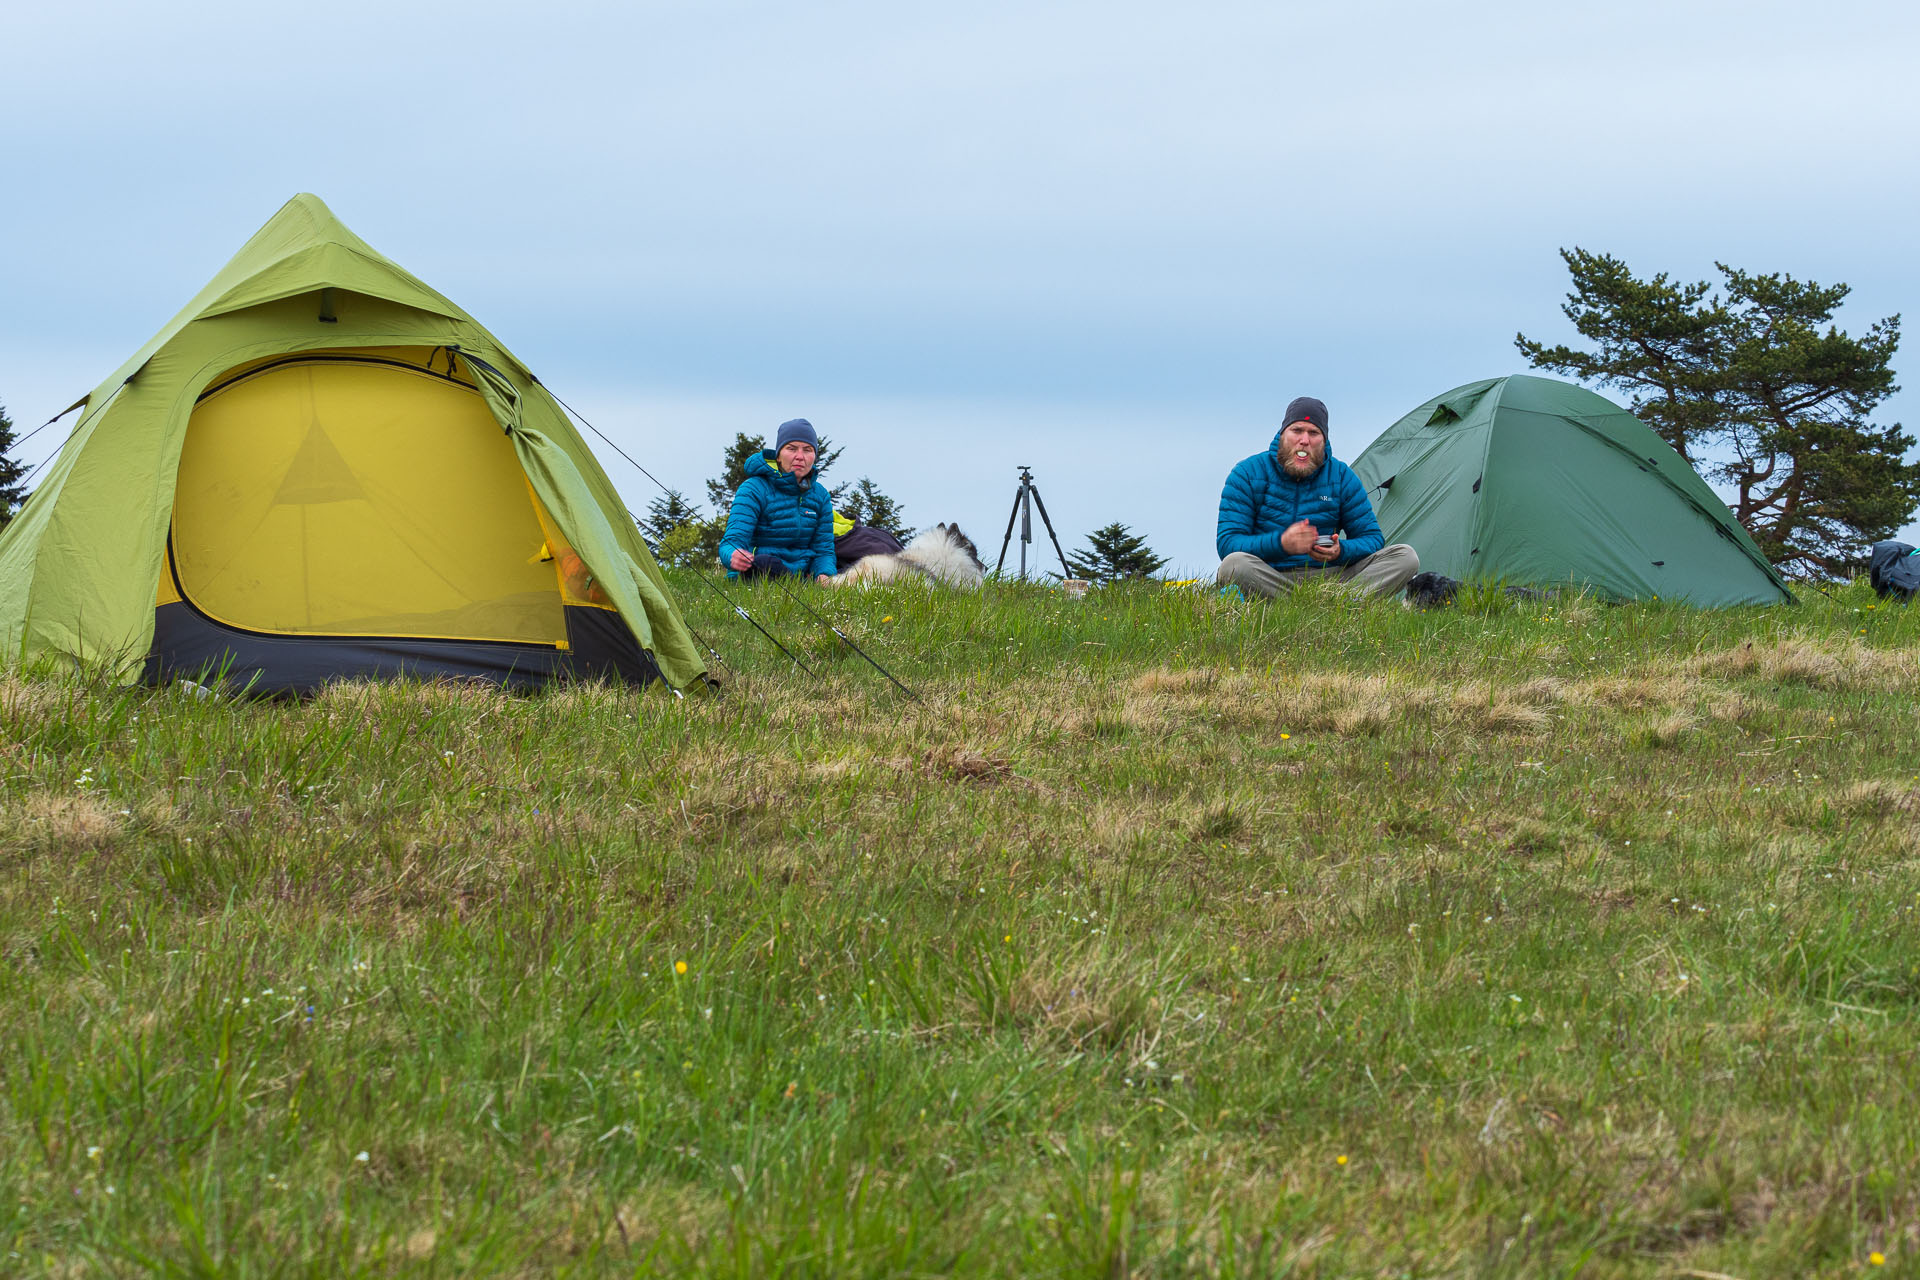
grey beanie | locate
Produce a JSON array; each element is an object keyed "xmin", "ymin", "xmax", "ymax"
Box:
[
  {"xmin": 1284, "ymin": 396, "xmax": 1329, "ymax": 438},
  {"xmin": 775, "ymin": 418, "xmax": 818, "ymax": 451}
]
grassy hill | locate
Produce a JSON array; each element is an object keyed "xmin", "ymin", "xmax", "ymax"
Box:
[{"xmin": 3, "ymin": 575, "xmax": 1917, "ymax": 1276}]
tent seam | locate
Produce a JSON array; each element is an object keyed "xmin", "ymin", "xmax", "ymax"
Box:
[{"xmin": 1556, "ymin": 414, "xmax": 1791, "ymax": 599}]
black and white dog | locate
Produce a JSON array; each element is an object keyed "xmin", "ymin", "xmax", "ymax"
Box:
[{"xmin": 829, "ymin": 523, "xmax": 986, "ymax": 589}]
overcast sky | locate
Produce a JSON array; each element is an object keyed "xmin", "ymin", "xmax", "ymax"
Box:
[{"xmin": 4, "ymin": 0, "xmax": 1916, "ymax": 573}]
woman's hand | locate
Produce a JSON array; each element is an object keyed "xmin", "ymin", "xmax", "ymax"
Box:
[
  {"xmin": 729, "ymin": 548, "xmax": 754, "ymax": 571},
  {"xmin": 815, "ymin": 574, "xmax": 831, "ymax": 585}
]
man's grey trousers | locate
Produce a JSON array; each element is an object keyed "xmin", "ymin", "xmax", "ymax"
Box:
[{"xmin": 1214, "ymin": 545, "xmax": 1421, "ymax": 600}]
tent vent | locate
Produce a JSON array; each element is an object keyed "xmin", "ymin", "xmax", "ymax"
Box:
[
  {"xmin": 1647, "ymin": 457, "xmax": 1660, "ymax": 466},
  {"xmin": 1471, "ymin": 475, "xmax": 1481, "ymax": 493},
  {"xmin": 1652, "ymin": 560, "xmax": 1665, "ymax": 567},
  {"xmin": 318, "ymin": 287, "xmax": 338, "ymax": 324},
  {"xmin": 1470, "ymin": 547, "xmax": 1480, "ymax": 556},
  {"xmin": 1428, "ymin": 406, "xmax": 1460, "ymax": 426}
]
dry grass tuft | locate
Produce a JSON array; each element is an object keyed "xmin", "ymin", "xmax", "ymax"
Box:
[
  {"xmin": 1116, "ymin": 695, "xmax": 1178, "ymax": 736},
  {"xmin": 803, "ymin": 757, "xmax": 867, "ymax": 783},
  {"xmin": 1084, "ymin": 804, "xmax": 1156, "ymax": 856},
  {"xmin": 0, "ymin": 675, "xmax": 76, "ymax": 722},
  {"xmin": 1188, "ymin": 799, "xmax": 1246, "ymax": 842},
  {"xmin": 1842, "ymin": 779, "xmax": 1920, "ymax": 819},
  {"xmin": 314, "ymin": 678, "xmax": 507, "ymax": 722},
  {"xmin": 541, "ymin": 683, "xmax": 636, "ymax": 717},
  {"xmin": 1130, "ymin": 668, "xmax": 1218, "ymax": 696},
  {"xmin": 1508, "ymin": 677, "xmax": 1572, "ymax": 706},
  {"xmin": 1500, "ymin": 817, "xmax": 1574, "ymax": 858},
  {"xmin": 1638, "ymin": 712, "xmax": 1699, "ymax": 749},
  {"xmin": 1452, "ymin": 685, "xmax": 1552, "ymax": 735},
  {"xmin": 1332, "ymin": 699, "xmax": 1396, "ymax": 736},
  {"xmin": 1684, "ymin": 636, "xmax": 1920, "ymax": 690},
  {"xmin": 925, "ymin": 745, "xmax": 1013, "ymax": 783},
  {"xmin": 1482, "ymin": 701, "xmax": 1552, "ymax": 733},
  {"xmin": 1749, "ymin": 639, "xmax": 1843, "ymax": 686},
  {"xmin": 9, "ymin": 792, "xmax": 123, "ymax": 852},
  {"xmin": 1701, "ymin": 691, "xmax": 1758, "ymax": 723},
  {"xmin": 1221, "ymin": 671, "xmax": 1441, "ymax": 737},
  {"xmin": 1582, "ymin": 675, "xmax": 1698, "ymax": 710},
  {"xmin": 1052, "ymin": 688, "xmax": 1187, "ymax": 741},
  {"xmin": 1002, "ymin": 953, "xmax": 1195, "ymax": 1057}
]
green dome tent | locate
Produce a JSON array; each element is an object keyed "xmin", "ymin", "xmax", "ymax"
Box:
[
  {"xmin": 1351, "ymin": 375, "xmax": 1792, "ymax": 607},
  {"xmin": 0, "ymin": 194, "xmax": 707, "ymax": 693}
]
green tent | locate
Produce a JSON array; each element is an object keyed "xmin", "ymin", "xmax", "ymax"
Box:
[
  {"xmin": 1351, "ymin": 375, "xmax": 1792, "ymax": 607},
  {"xmin": 0, "ymin": 194, "xmax": 708, "ymax": 693}
]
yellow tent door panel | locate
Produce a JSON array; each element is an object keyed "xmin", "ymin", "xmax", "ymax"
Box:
[{"xmin": 170, "ymin": 355, "xmax": 567, "ymax": 645}]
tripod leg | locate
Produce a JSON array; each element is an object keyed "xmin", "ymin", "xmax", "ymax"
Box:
[
  {"xmin": 1025, "ymin": 483, "xmax": 1074, "ymax": 579},
  {"xmin": 1020, "ymin": 486, "xmax": 1034, "ymax": 579},
  {"xmin": 995, "ymin": 484, "xmax": 1024, "ymax": 575}
]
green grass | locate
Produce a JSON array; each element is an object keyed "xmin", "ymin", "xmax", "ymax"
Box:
[{"xmin": 4, "ymin": 573, "xmax": 1920, "ymax": 1276}]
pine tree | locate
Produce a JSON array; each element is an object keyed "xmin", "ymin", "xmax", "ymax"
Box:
[
  {"xmin": 0, "ymin": 401, "xmax": 27, "ymax": 529},
  {"xmin": 639, "ymin": 488, "xmax": 707, "ymax": 568},
  {"xmin": 1065, "ymin": 522, "xmax": 1168, "ymax": 583},
  {"xmin": 835, "ymin": 477, "xmax": 912, "ymax": 540},
  {"xmin": 704, "ymin": 433, "xmax": 766, "ymax": 513},
  {"xmin": 703, "ymin": 431, "xmax": 843, "ymax": 513},
  {"xmin": 641, "ymin": 488, "xmax": 700, "ymax": 544},
  {"xmin": 1517, "ymin": 249, "xmax": 1919, "ymax": 576}
]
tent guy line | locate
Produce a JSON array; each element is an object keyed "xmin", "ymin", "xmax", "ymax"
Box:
[
  {"xmin": 763, "ymin": 568, "xmax": 924, "ymax": 703},
  {"xmin": 539, "ymin": 383, "xmax": 823, "ymax": 683},
  {"xmin": 544, "ymin": 382, "xmax": 922, "ymax": 702}
]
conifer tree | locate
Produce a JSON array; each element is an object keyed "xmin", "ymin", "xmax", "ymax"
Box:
[
  {"xmin": 0, "ymin": 401, "xmax": 26, "ymax": 529},
  {"xmin": 835, "ymin": 477, "xmax": 912, "ymax": 540},
  {"xmin": 640, "ymin": 488, "xmax": 705, "ymax": 568},
  {"xmin": 703, "ymin": 432, "xmax": 843, "ymax": 512},
  {"xmin": 1517, "ymin": 249, "xmax": 1918, "ymax": 576},
  {"xmin": 1065, "ymin": 522, "xmax": 1167, "ymax": 583}
]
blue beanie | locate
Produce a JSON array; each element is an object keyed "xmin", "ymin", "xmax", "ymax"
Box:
[{"xmin": 775, "ymin": 418, "xmax": 817, "ymax": 451}]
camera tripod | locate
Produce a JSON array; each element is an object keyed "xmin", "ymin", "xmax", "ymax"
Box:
[{"xmin": 995, "ymin": 465, "xmax": 1073, "ymax": 580}]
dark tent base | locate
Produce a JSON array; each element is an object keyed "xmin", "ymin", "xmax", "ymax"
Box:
[{"xmin": 143, "ymin": 601, "xmax": 660, "ymax": 696}]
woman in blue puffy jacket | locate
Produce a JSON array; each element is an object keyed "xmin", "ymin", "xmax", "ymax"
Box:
[{"xmin": 719, "ymin": 419, "xmax": 838, "ymax": 583}]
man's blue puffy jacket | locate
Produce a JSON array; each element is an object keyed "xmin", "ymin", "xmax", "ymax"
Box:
[
  {"xmin": 719, "ymin": 452, "xmax": 837, "ymax": 578},
  {"xmin": 1216, "ymin": 429, "xmax": 1385, "ymax": 570}
]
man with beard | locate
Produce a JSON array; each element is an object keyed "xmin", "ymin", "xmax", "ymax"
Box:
[{"xmin": 1214, "ymin": 396, "xmax": 1419, "ymax": 600}]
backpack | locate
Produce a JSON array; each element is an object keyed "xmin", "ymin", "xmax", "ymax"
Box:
[
  {"xmin": 1869, "ymin": 541, "xmax": 1920, "ymax": 600},
  {"xmin": 1405, "ymin": 571, "xmax": 1461, "ymax": 609}
]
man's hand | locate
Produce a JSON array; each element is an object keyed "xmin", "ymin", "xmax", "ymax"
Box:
[
  {"xmin": 815, "ymin": 574, "xmax": 831, "ymax": 585},
  {"xmin": 729, "ymin": 548, "xmax": 754, "ymax": 571},
  {"xmin": 1280, "ymin": 520, "xmax": 1320, "ymax": 556},
  {"xmin": 1307, "ymin": 535, "xmax": 1340, "ymax": 563}
]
